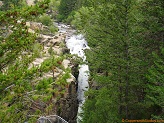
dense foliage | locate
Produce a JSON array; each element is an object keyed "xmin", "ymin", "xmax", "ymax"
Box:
[
  {"xmin": 0, "ymin": 0, "xmax": 22, "ymax": 10},
  {"xmin": 57, "ymin": 0, "xmax": 79, "ymax": 22},
  {"xmin": 0, "ymin": 0, "xmax": 72, "ymax": 122},
  {"xmin": 146, "ymin": 48, "xmax": 164, "ymax": 119},
  {"xmin": 64, "ymin": 0, "xmax": 164, "ymax": 122},
  {"xmin": 0, "ymin": 0, "xmax": 163, "ymax": 122}
]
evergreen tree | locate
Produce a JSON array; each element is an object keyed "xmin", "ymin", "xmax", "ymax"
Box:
[
  {"xmin": 68, "ymin": 0, "xmax": 164, "ymax": 122},
  {"xmin": 140, "ymin": 0, "xmax": 164, "ymax": 52},
  {"xmin": 139, "ymin": 0, "xmax": 164, "ymax": 118},
  {"xmin": 146, "ymin": 48, "xmax": 164, "ymax": 119},
  {"xmin": 0, "ymin": 1, "xmax": 57, "ymax": 122},
  {"xmin": 58, "ymin": 0, "xmax": 78, "ymax": 21},
  {"xmin": 82, "ymin": 0, "xmax": 148, "ymax": 121}
]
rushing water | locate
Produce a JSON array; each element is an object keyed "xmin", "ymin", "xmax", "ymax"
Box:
[{"xmin": 57, "ymin": 23, "xmax": 90, "ymax": 122}]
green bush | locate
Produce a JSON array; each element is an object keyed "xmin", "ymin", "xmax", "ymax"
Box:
[
  {"xmin": 32, "ymin": 43, "xmax": 43, "ymax": 58},
  {"xmin": 56, "ymin": 14, "xmax": 65, "ymax": 22},
  {"xmin": 49, "ymin": 0, "xmax": 60, "ymax": 18},
  {"xmin": 65, "ymin": 11, "xmax": 75, "ymax": 24},
  {"xmin": 38, "ymin": 14, "xmax": 53, "ymax": 26},
  {"xmin": 49, "ymin": 25, "xmax": 58, "ymax": 33}
]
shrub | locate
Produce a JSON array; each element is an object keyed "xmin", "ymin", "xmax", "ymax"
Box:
[
  {"xmin": 38, "ymin": 14, "xmax": 53, "ymax": 26},
  {"xmin": 49, "ymin": 25, "xmax": 58, "ymax": 33},
  {"xmin": 65, "ymin": 11, "xmax": 75, "ymax": 24},
  {"xmin": 32, "ymin": 43, "xmax": 43, "ymax": 57}
]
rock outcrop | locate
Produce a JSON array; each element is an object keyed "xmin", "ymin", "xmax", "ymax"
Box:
[
  {"xmin": 26, "ymin": 0, "xmax": 35, "ymax": 6},
  {"xmin": 30, "ymin": 22, "xmax": 43, "ymax": 31},
  {"xmin": 0, "ymin": 1, "xmax": 3, "ymax": 7},
  {"xmin": 27, "ymin": 21, "xmax": 78, "ymax": 123},
  {"xmin": 1, "ymin": 1, "xmax": 79, "ymax": 122},
  {"xmin": 57, "ymin": 82, "xmax": 78, "ymax": 123},
  {"xmin": 57, "ymin": 60, "xmax": 78, "ymax": 123}
]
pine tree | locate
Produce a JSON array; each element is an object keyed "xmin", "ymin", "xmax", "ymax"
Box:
[
  {"xmin": 75, "ymin": 0, "xmax": 155, "ymax": 122},
  {"xmin": 146, "ymin": 48, "xmax": 164, "ymax": 119},
  {"xmin": 58, "ymin": 0, "xmax": 78, "ymax": 21},
  {"xmin": 0, "ymin": 1, "xmax": 52, "ymax": 122},
  {"xmin": 139, "ymin": 0, "xmax": 164, "ymax": 118},
  {"xmin": 56, "ymin": 0, "xmax": 164, "ymax": 121}
]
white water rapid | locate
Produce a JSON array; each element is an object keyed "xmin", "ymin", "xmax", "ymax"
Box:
[{"xmin": 57, "ymin": 23, "xmax": 90, "ymax": 123}]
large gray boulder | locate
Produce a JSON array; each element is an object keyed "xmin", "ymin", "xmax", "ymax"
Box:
[{"xmin": 0, "ymin": 1, "xmax": 3, "ymax": 7}]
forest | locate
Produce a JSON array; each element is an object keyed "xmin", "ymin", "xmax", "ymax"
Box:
[{"xmin": 0, "ymin": 0, "xmax": 164, "ymax": 123}]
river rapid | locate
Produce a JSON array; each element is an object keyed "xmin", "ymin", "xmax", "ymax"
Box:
[{"xmin": 57, "ymin": 23, "xmax": 90, "ymax": 123}]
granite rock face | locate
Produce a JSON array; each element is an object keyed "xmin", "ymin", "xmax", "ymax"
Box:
[
  {"xmin": 30, "ymin": 23, "xmax": 78, "ymax": 123},
  {"xmin": 1, "ymin": 1, "xmax": 79, "ymax": 122},
  {"xmin": 56, "ymin": 81, "xmax": 78, "ymax": 123}
]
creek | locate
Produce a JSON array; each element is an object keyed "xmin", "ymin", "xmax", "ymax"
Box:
[{"xmin": 57, "ymin": 23, "xmax": 90, "ymax": 123}]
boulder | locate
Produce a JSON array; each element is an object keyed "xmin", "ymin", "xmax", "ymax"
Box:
[
  {"xmin": 62, "ymin": 59, "xmax": 70, "ymax": 69},
  {"xmin": 0, "ymin": 1, "xmax": 3, "ymax": 7},
  {"xmin": 26, "ymin": 0, "xmax": 35, "ymax": 6},
  {"xmin": 52, "ymin": 47, "xmax": 62, "ymax": 55},
  {"xmin": 28, "ymin": 28, "xmax": 35, "ymax": 33},
  {"xmin": 62, "ymin": 47, "xmax": 70, "ymax": 54},
  {"xmin": 26, "ymin": 22, "xmax": 30, "ymax": 27},
  {"xmin": 30, "ymin": 22, "xmax": 43, "ymax": 31},
  {"xmin": 51, "ymin": 40, "xmax": 61, "ymax": 46},
  {"xmin": 53, "ymin": 35, "xmax": 58, "ymax": 39}
]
